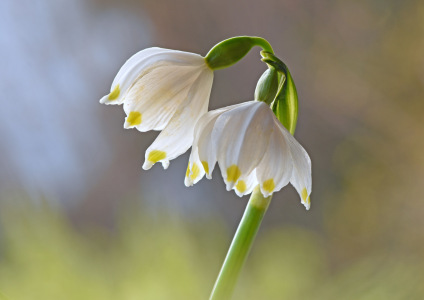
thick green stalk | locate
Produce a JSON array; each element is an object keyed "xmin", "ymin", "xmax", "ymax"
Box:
[
  {"xmin": 250, "ymin": 37, "xmax": 274, "ymax": 54},
  {"xmin": 209, "ymin": 186, "xmax": 272, "ymax": 300},
  {"xmin": 205, "ymin": 36, "xmax": 274, "ymax": 70}
]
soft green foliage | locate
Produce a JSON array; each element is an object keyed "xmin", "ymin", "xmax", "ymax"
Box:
[
  {"xmin": 0, "ymin": 200, "xmax": 222, "ymax": 300},
  {"xmin": 0, "ymin": 198, "xmax": 423, "ymax": 300}
]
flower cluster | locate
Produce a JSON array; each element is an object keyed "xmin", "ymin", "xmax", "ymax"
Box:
[{"xmin": 100, "ymin": 38, "xmax": 312, "ymax": 209}]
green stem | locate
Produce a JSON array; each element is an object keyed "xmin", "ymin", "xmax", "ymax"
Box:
[
  {"xmin": 205, "ymin": 36, "xmax": 274, "ymax": 70},
  {"xmin": 251, "ymin": 37, "xmax": 274, "ymax": 54},
  {"xmin": 209, "ymin": 186, "xmax": 272, "ymax": 300}
]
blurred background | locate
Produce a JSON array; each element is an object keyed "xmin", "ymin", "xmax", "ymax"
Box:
[{"xmin": 1, "ymin": 0, "xmax": 423, "ymax": 299}]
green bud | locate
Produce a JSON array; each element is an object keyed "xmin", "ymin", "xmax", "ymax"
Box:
[
  {"xmin": 254, "ymin": 67, "xmax": 279, "ymax": 105},
  {"xmin": 205, "ymin": 36, "xmax": 273, "ymax": 70},
  {"xmin": 261, "ymin": 51, "xmax": 298, "ymax": 135}
]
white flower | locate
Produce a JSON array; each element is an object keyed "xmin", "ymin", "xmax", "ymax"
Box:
[
  {"xmin": 100, "ymin": 47, "xmax": 214, "ymax": 170},
  {"xmin": 185, "ymin": 101, "xmax": 312, "ymax": 209}
]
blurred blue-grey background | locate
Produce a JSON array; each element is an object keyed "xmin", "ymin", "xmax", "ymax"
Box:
[{"xmin": 1, "ymin": 0, "xmax": 423, "ymax": 299}]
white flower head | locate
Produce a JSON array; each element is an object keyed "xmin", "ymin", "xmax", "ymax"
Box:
[
  {"xmin": 100, "ymin": 47, "xmax": 214, "ymax": 170},
  {"xmin": 185, "ymin": 101, "xmax": 312, "ymax": 210}
]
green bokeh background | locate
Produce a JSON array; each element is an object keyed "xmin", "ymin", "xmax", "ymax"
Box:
[{"xmin": 1, "ymin": 0, "xmax": 423, "ymax": 299}]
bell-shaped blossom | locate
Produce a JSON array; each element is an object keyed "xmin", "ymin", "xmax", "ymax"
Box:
[
  {"xmin": 100, "ymin": 47, "xmax": 214, "ymax": 169},
  {"xmin": 185, "ymin": 101, "xmax": 312, "ymax": 209}
]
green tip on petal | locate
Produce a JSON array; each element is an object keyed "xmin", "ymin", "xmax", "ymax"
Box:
[
  {"xmin": 108, "ymin": 84, "xmax": 120, "ymax": 101},
  {"xmin": 148, "ymin": 150, "xmax": 167, "ymax": 164}
]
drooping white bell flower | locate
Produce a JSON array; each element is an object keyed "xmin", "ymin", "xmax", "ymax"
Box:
[
  {"xmin": 100, "ymin": 47, "xmax": 214, "ymax": 170},
  {"xmin": 185, "ymin": 101, "xmax": 312, "ymax": 209}
]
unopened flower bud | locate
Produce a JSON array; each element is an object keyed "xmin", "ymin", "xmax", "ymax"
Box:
[{"xmin": 254, "ymin": 67, "xmax": 279, "ymax": 105}]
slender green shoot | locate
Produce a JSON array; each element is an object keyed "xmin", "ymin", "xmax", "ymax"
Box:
[{"xmin": 209, "ymin": 186, "xmax": 272, "ymax": 300}]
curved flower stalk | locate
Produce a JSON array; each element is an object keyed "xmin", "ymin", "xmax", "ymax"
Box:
[
  {"xmin": 100, "ymin": 47, "xmax": 214, "ymax": 170},
  {"xmin": 185, "ymin": 100, "xmax": 311, "ymax": 209}
]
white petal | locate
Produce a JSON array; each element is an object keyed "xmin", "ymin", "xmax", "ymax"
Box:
[
  {"xmin": 185, "ymin": 102, "xmax": 257, "ymax": 187},
  {"xmin": 123, "ymin": 64, "xmax": 202, "ymax": 131},
  {"xmin": 256, "ymin": 120, "xmax": 293, "ymax": 197},
  {"xmin": 276, "ymin": 122, "xmax": 312, "ymax": 210},
  {"xmin": 142, "ymin": 68, "xmax": 213, "ymax": 170},
  {"xmin": 192, "ymin": 105, "xmax": 236, "ymax": 180},
  {"xmin": 100, "ymin": 48, "xmax": 171, "ymax": 105},
  {"xmin": 184, "ymin": 147, "xmax": 205, "ymax": 187},
  {"xmin": 233, "ymin": 170, "xmax": 259, "ymax": 197},
  {"xmin": 214, "ymin": 101, "xmax": 274, "ymax": 190},
  {"xmin": 100, "ymin": 47, "xmax": 205, "ymax": 105}
]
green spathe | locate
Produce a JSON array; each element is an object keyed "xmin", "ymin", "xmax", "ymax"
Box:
[
  {"xmin": 261, "ymin": 51, "xmax": 299, "ymax": 135},
  {"xmin": 205, "ymin": 36, "xmax": 274, "ymax": 70}
]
